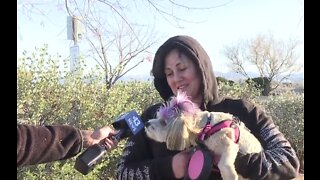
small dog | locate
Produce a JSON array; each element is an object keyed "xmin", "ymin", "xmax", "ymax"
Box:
[{"xmin": 145, "ymin": 92, "xmax": 263, "ymax": 180}]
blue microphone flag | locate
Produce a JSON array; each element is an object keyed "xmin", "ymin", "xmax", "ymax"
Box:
[{"xmin": 116, "ymin": 110, "xmax": 143, "ymax": 135}]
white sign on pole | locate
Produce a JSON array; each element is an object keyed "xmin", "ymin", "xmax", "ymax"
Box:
[
  {"xmin": 67, "ymin": 16, "xmax": 74, "ymax": 40},
  {"xmin": 70, "ymin": 45, "xmax": 79, "ymax": 73}
]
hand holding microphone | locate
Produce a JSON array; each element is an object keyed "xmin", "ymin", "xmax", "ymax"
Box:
[
  {"xmin": 81, "ymin": 126, "xmax": 118, "ymax": 149},
  {"xmin": 91, "ymin": 126, "xmax": 119, "ymax": 150},
  {"xmin": 74, "ymin": 110, "xmax": 144, "ymax": 175}
]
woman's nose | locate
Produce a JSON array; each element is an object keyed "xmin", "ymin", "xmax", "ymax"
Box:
[{"xmin": 173, "ymin": 72, "xmax": 182, "ymax": 82}]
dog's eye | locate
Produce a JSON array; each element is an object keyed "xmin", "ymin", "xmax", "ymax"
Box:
[{"xmin": 160, "ymin": 120, "xmax": 167, "ymax": 126}]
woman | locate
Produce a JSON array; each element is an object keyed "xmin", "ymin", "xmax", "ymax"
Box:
[{"xmin": 116, "ymin": 35, "xmax": 300, "ymax": 179}]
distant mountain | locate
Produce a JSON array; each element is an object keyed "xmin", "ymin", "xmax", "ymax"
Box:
[
  {"xmin": 215, "ymin": 71, "xmax": 304, "ymax": 83},
  {"xmin": 287, "ymin": 73, "xmax": 304, "ymax": 83},
  {"xmin": 120, "ymin": 71, "xmax": 304, "ymax": 83},
  {"xmin": 120, "ymin": 74, "xmax": 153, "ymax": 82}
]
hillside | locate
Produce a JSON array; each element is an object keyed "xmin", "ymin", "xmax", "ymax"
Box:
[{"xmin": 121, "ymin": 71, "xmax": 304, "ymax": 84}]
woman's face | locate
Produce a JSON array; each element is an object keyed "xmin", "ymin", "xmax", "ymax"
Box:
[{"xmin": 164, "ymin": 49, "xmax": 202, "ymax": 106}]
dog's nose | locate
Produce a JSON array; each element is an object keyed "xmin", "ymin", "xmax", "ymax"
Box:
[{"xmin": 145, "ymin": 121, "xmax": 150, "ymax": 127}]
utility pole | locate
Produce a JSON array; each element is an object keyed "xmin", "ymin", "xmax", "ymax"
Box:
[
  {"xmin": 67, "ymin": 16, "xmax": 82, "ymax": 74},
  {"xmin": 67, "ymin": 16, "xmax": 82, "ymax": 125}
]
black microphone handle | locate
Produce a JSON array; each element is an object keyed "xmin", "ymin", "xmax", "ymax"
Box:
[{"xmin": 74, "ymin": 128, "xmax": 126, "ymax": 175}]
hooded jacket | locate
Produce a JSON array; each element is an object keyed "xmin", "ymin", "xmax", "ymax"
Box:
[
  {"xmin": 116, "ymin": 35, "xmax": 300, "ymax": 180},
  {"xmin": 17, "ymin": 124, "xmax": 83, "ymax": 167}
]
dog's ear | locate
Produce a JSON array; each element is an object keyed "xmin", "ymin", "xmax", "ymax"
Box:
[
  {"xmin": 182, "ymin": 113, "xmax": 201, "ymax": 134},
  {"xmin": 195, "ymin": 111, "xmax": 212, "ymax": 127},
  {"xmin": 166, "ymin": 116, "xmax": 190, "ymax": 150}
]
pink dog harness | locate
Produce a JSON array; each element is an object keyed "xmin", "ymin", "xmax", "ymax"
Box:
[
  {"xmin": 186, "ymin": 114, "xmax": 241, "ymax": 179},
  {"xmin": 194, "ymin": 114, "xmax": 241, "ymax": 174},
  {"xmin": 197, "ymin": 114, "xmax": 240, "ymax": 143}
]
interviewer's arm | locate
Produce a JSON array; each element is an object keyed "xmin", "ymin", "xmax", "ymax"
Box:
[{"xmin": 17, "ymin": 124, "xmax": 83, "ymax": 167}]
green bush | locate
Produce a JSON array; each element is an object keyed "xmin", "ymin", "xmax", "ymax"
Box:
[
  {"xmin": 258, "ymin": 92, "xmax": 304, "ymax": 173},
  {"xmin": 17, "ymin": 46, "xmax": 162, "ymax": 179},
  {"xmin": 216, "ymin": 76, "xmax": 234, "ymax": 85},
  {"xmin": 246, "ymin": 77, "xmax": 272, "ymax": 96},
  {"xmin": 17, "ymin": 46, "xmax": 304, "ymax": 179},
  {"xmin": 218, "ymin": 80, "xmax": 261, "ymax": 102}
]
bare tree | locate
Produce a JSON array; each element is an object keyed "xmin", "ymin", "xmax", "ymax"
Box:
[
  {"xmin": 64, "ymin": 0, "xmax": 161, "ymax": 89},
  {"xmin": 144, "ymin": 0, "xmax": 233, "ymax": 28},
  {"xmin": 64, "ymin": 0, "xmax": 232, "ymax": 89},
  {"xmin": 19, "ymin": 0, "xmax": 233, "ymax": 88},
  {"xmin": 86, "ymin": 20, "xmax": 157, "ymax": 89},
  {"xmin": 223, "ymin": 33, "xmax": 302, "ymax": 95}
]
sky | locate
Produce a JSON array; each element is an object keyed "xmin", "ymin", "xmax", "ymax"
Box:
[{"xmin": 17, "ymin": 0, "xmax": 304, "ymax": 78}]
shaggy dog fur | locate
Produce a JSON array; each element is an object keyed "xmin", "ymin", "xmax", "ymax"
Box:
[{"xmin": 145, "ymin": 93, "xmax": 263, "ymax": 180}]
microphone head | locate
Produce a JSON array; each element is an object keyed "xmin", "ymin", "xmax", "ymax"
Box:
[
  {"xmin": 74, "ymin": 110, "xmax": 144, "ymax": 175},
  {"xmin": 112, "ymin": 110, "xmax": 144, "ymax": 139}
]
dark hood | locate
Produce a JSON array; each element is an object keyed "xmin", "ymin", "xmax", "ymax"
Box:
[{"xmin": 151, "ymin": 35, "xmax": 222, "ymax": 109}]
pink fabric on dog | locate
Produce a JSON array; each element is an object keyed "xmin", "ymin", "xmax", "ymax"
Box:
[
  {"xmin": 198, "ymin": 119, "xmax": 240, "ymax": 143},
  {"xmin": 188, "ymin": 150, "xmax": 204, "ymax": 180}
]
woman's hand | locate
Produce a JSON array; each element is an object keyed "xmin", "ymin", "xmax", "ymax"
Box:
[{"xmin": 172, "ymin": 150, "xmax": 191, "ymax": 178}]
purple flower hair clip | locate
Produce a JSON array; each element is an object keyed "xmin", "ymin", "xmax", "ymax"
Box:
[{"xmin": 157, "ymin": 91, "xmax": 200, "ymax": 124}]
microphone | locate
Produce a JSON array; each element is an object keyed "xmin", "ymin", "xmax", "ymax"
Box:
[{"xmin": 74, "ymin": 110, "xmax": 144, "ymax": 175}]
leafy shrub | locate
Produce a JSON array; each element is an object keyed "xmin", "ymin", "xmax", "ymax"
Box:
[
  {"xmin": 216, "ymin": 76, "xmax": 234, "ymax": 85},
  {"xmin": 258, "ymin": 92, "xmax": 304, "ymax": 173},
  {"xmin": 17, "ymin": 45, "xmax": 162, "ymax": 179},
  {"xmin": 246, "ymin": 77, "xmax": 271, "ymax": 96},
  {"xmin": 218, "ymin": 80, "xmax": 261, "ymax": 102}
]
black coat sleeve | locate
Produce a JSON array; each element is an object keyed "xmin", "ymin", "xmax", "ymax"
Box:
[{"xmin": 17, "ymin": 124, "xmax": 83, "ymax": 167}]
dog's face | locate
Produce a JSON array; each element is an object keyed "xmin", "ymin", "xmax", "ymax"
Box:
[
  {"xmin": 144, "ymin": 91, "xmax": 235, "ymax": 150},
  {"xmin": 145, "ymin": 112, "xmax": 199, "ymax": 150},
  {"xmin": 145, "ymin": 110, "xmax": 235, "ymax": 151},
  {"xmin": 144, "ymin": 117, "xmax": 169, "ymax": 143}
]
